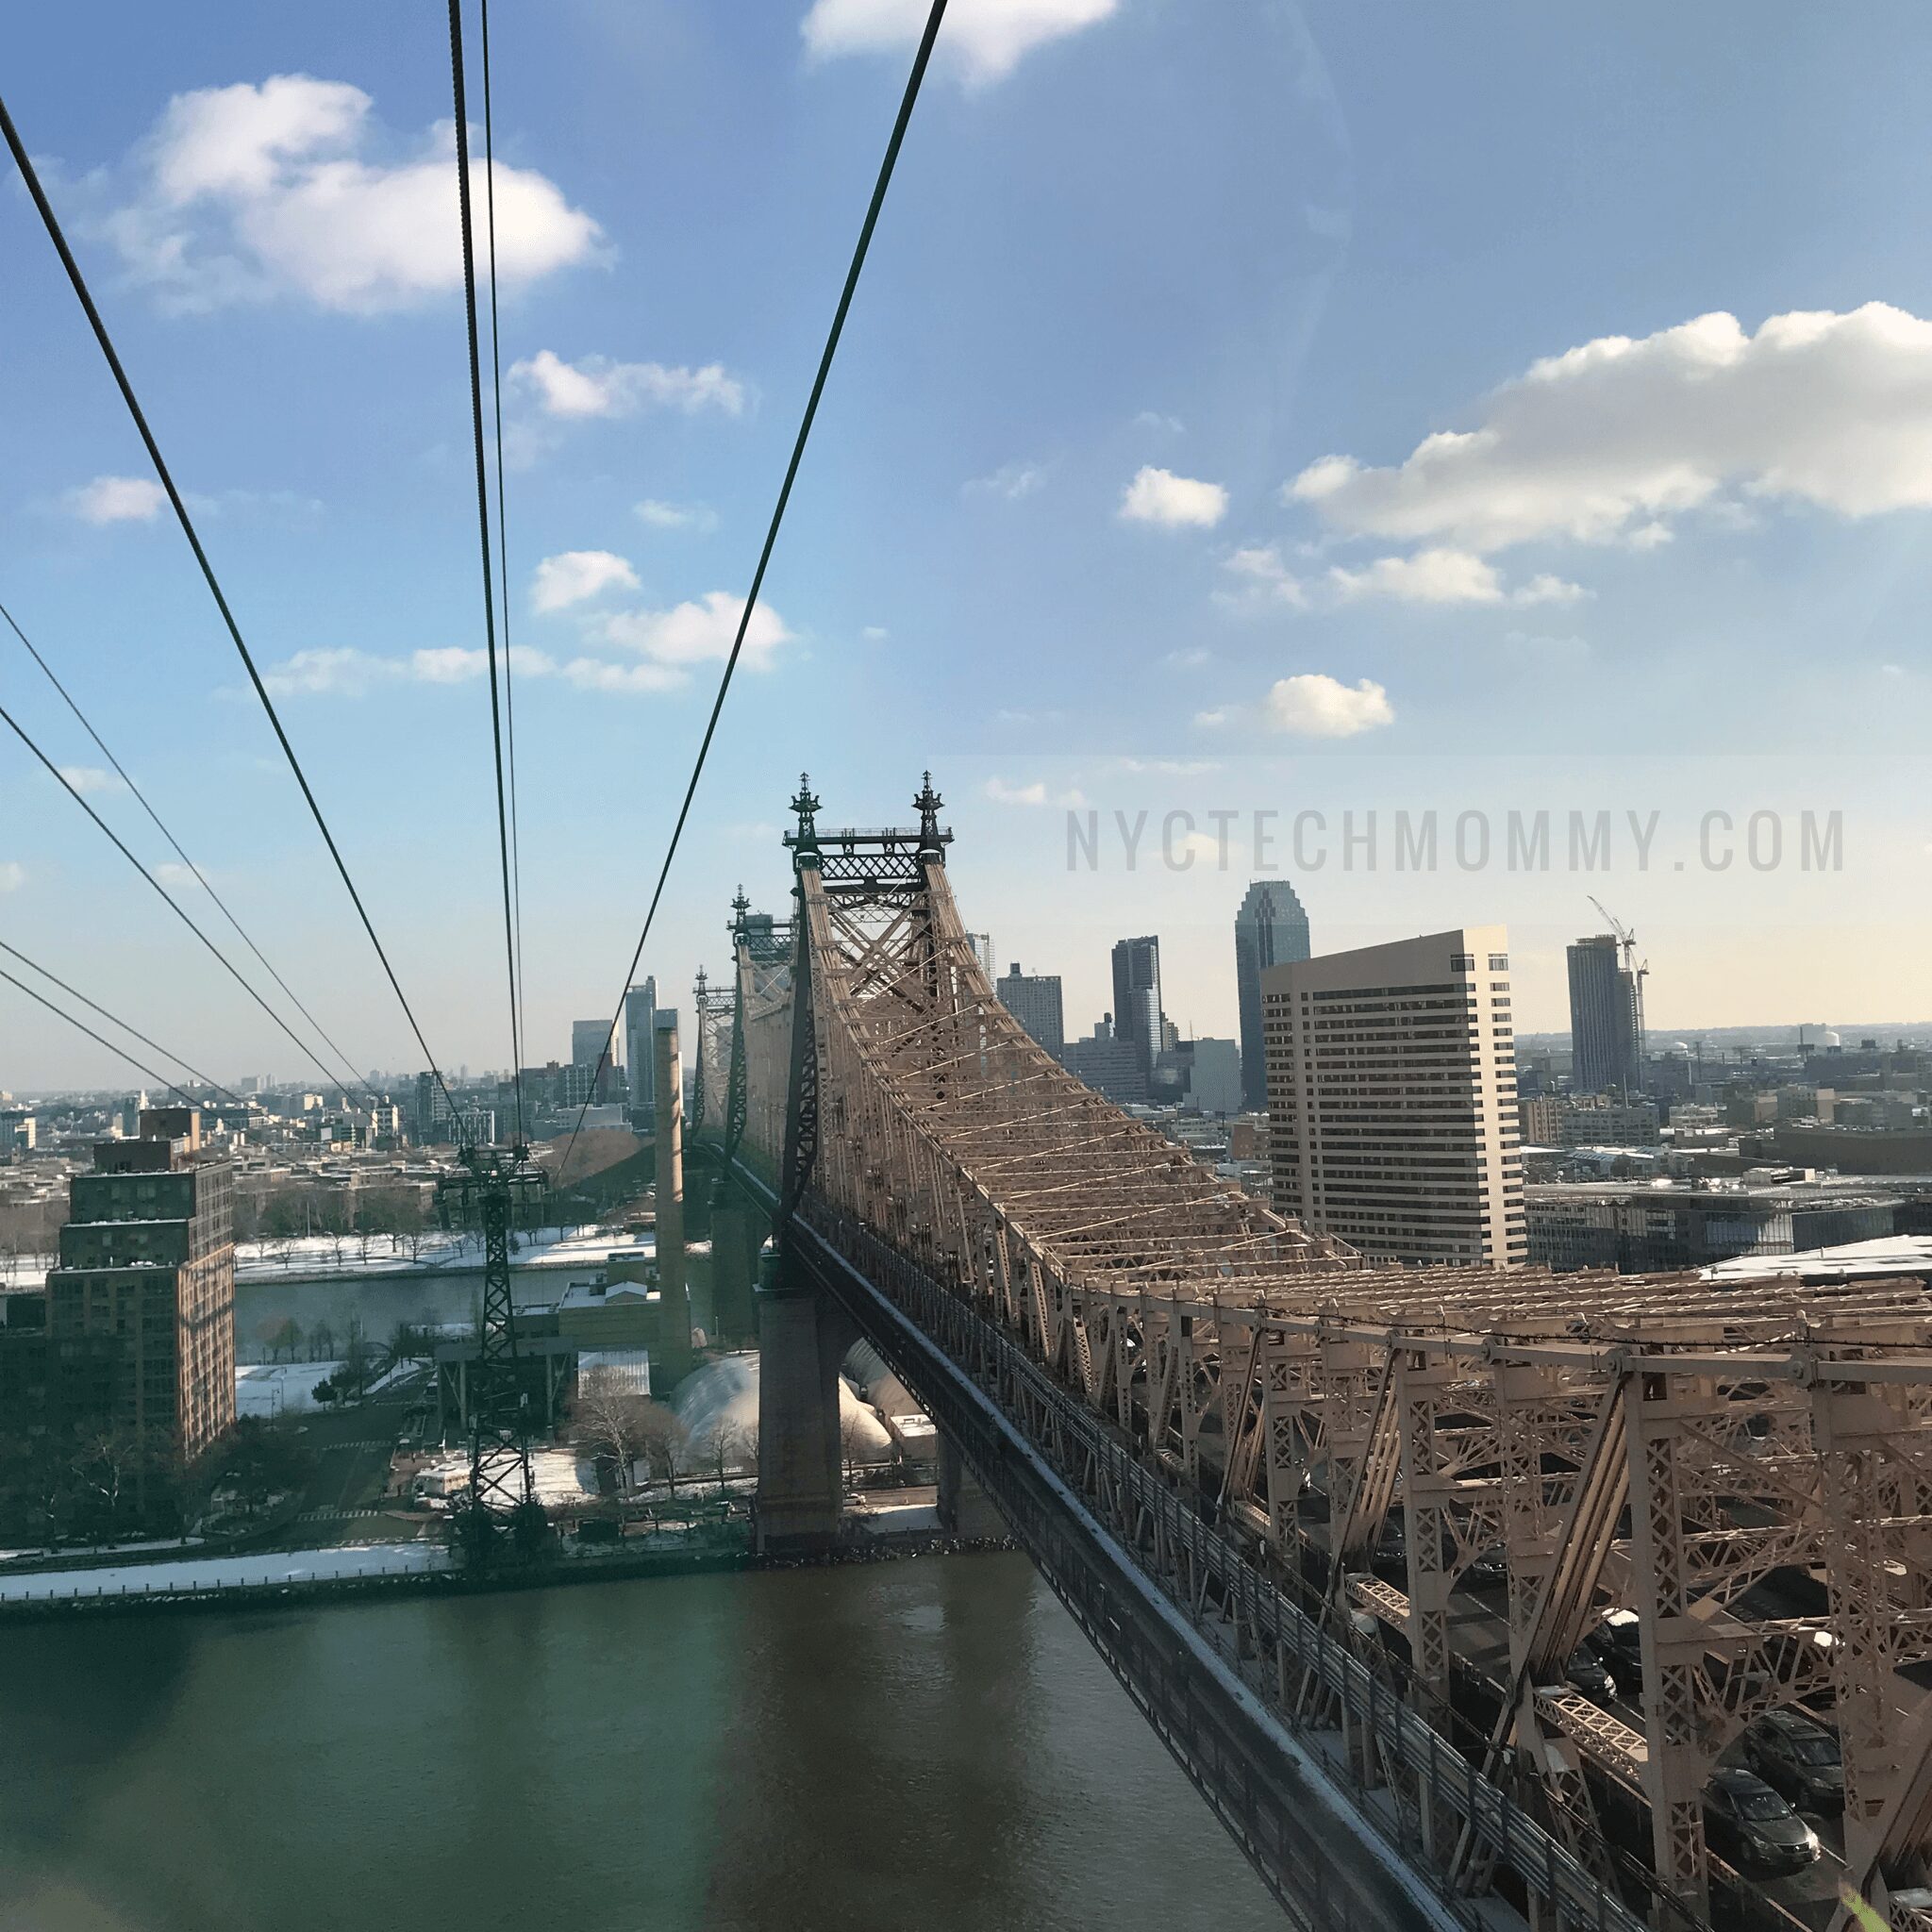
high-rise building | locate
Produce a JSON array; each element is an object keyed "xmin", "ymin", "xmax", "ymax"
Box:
[
  {"xmin": 966, "ymin": 933, "xmax": 995, "ymax": 982},
  {"xmin": 42, "ymin": 1108, "xmax": 236, "ymax": 1463},
  {"xmin": 1567, "ymin": 935, "xmax": 1643, "ymax": 1097},
  {"xmin": 1065, "ymin": 1019, "xmax": 1148, "ymax": 1107},
  {"xmin": 1235, "ymin": 879, "xmax": 1310, "ymax": 1110},
  {"xmin": 1263, "ymin": 927, "xmax": 1524, "ymax": 1268},
  {"xmin": 573, "ymin": 1017, "xmax": 620, "ymax": 1103},
  {"xmin": 996, "ymin": 961, "xmax": 1064, "ymax": 1058},
  {"xmin": 1110, "ymin": 936, "xmax": 1164, "ymax": 1078},
  {"xmin": 1188, "ymin": 1038, "xmax": 1243, "ymax": 1116},
  {"xmin": 625, "ymin": 978, "xmax": 658, "ymax": 1121}
]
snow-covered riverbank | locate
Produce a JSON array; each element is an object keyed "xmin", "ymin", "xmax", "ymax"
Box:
[{"xmin": 4, "ymin": 1223, "xmax": 654, "ymax": 1291}]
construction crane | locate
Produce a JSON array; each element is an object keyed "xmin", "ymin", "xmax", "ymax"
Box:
[{"xmin": 1588, "ymin": 896, "xmax": 1649, "ymax": 1076}]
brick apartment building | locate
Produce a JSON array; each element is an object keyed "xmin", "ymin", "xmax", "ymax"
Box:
[{"xmin": 32, "ymin": 1108, "xmax": 237, "ymax": 1462}]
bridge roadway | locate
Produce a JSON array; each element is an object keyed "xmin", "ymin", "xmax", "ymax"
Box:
[{"xmin": 732, "ymin": 1154, "xmax": 1633, "ymax": 1932}]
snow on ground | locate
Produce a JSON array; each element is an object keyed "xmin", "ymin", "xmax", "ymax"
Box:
[
  {"xmin": 235, "ymin": 1359, "xmax": 345, "ymax": 1416},
  {"xmin": 850, "ymin": 1498, "xmax": 941, "ymax": 1533},
  {"xmin": 6, "ymin": 1223, "xmax": 656, "ymax": 1292},
  {"xmin": 0, "ymin": 1535, "xmax": 205, "ymax": 1567},
  {"xmin": 0, "ymin": 1540, "xmax": 449, "ymax": 1604},
  {"xmin": 416, "ymin": 1446, "xmax": 598, "ymax": 1507}
]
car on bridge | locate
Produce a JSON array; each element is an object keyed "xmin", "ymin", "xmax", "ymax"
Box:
[
  {"xmin": 1741, "ymin": 1709, "xmax": 1845, "ymax": 1815},
  {"xmin": 1560, "ymin": 1647, "xmax": 1618, "ymax": 1705},
  {"xmin": 1703, "ymin": 1767, "xmax": 1823, "ymax": 1874},
  {"xmin": 1585, "ymin": 1608, "xmax": 1643, "ymax": 1695}
]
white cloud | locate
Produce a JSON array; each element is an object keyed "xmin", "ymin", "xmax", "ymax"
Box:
[
  {"xmin": 531, "ymin": 550, "xmax": 640, "ymax": 613},
  {"xmin": 1264, "ymin": 674, "xmax": 1394, "ymax": 739},
  {"xmin": 598, "ymin": 591, "xmax": 794, "ymax": 671},
  {"xmin": 556, "ymin": 658, "xmax": 686, "ymax": 695},
  {"xmin": 1193, "ymin": 708, "xmax": 1229, "ymax": 729},
  {"xmin": 0, "ymin": 862, "xmax": 23, "ymax": 893},
  {"xmin": 985, "ymin": 776, "xmax": 1085, "ymax": 808},
  {"xmin": 153, "ymin": 861, "xmax": 203, "ymax": 889},
  {"xmin": 1121, "ymin": 465, "xmax": 1228, "ymax": 529},
  {"xmin": 862, "ymin": 625, "xmax": 890, "ymax": 642},
  {"xmin": 68, "ymin": 475, "xmax": 167, "ymax": 524},
  {"xmin": 1134, "ymin": 410, "xmax": 1185, "ymax": 434},
  {"xmin": 512, "ymin": 349, "xmax": 746, "ymax": 420},
  {"xmin": 635, "ymin": 498, "xmax": 718, "ymax": 533},
  {"xmin": 966, "ymin": 459, "xmax": 1046, "ymax": 501},
  {"xmin": 57, "ymin": 766, "xmax": 127, "ymax": 795},
  {"xmin": 803, "ymin": 0, "xmax": 1118, "ymax": 83},
  {"xmin": 105, "ymin": 75, "xmax": 602, "ymax": 313},
  {"xmin": 1325, "ymin": 547, "xmax": 1587, "ymax": 607},
  {"xmin": 1289, "ymin": 303, "xmax": 1932, "ymax": 553},
  {"xmin": 1163, "ymin": 645, "xmax": 1215, "ymax": 668},
  {"xmin": 1215, "ymin": 542, "xmax": 1307, "ymax": 608},
  {"xmin": 260, "ymin": 643, "xmax": 557, "ymax": 697}
]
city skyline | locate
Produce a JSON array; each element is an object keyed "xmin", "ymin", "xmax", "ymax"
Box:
[{"xmin": 2, "ymin": 3, "xmax": 1928, "ymax": 1089}]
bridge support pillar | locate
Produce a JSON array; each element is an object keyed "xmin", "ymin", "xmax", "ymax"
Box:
[
  {"xmin": 754, "ymin": 1270, "xmax": 853, "ymax": 1554},
  {"xmin": 708, "ymin": 1181, "xmax": 762, "ymax": 1346},
  {"xmin": 936, "ymin": 1429, "xmax": 1005, "ymax": 1541}
]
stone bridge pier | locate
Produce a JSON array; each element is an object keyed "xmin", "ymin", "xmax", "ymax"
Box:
[
  {"xmin": 754, "ymin": 1257, "xmax": 855, "ymax": 1554},
  {"xmin": 753, "ymin": 1230, "xmax": 1005, "ymax": 1553}
]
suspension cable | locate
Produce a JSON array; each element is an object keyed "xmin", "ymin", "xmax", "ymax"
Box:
[
  {"xmin": 0, "ymin": 91, "xmax": 458, "ymax": 1121},
  {"xmin": 558, "ymin": 0, "xmax": 950, "ymax": 1186},
  {"xmin": 479, "ymin": 0, "xmax": 529, "ymax": 1108},
  {"xmin": 0, "ymin": 694, "xmax": 365, "ymax": 1100},
  {"xmin": 448, "ymin": 0, "xmax": 525, "ymax": 1148},
  {"xmin": 0, "ymin": 595, "xmax": 365, "ymax": 1095},
  {"xmin": 0, "ymin": 963, "xmax": 208, "ymax": 1110},
  {"xmin": 0, "ymin": 938, "xmax": 248, "ymax": 1108}
]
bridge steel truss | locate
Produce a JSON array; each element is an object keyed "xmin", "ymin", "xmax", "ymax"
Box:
[{"xmin": 730, "ymin": 787, "xmax": 1932, "ymax": 1931}]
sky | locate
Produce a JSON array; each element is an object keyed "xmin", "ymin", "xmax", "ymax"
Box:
[{"xmin": 3, "ymin": 0, "xmax": 1930, "ymax": 1095}]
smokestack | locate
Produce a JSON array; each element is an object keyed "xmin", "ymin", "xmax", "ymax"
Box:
[{"xmin": 653, "ymin": 1011, "xmax": 691, "ymax": 1384}]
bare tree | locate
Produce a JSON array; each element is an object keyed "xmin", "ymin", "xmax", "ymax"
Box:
[
  {"xmin": 639, "ymin": 1401, "xmax": 689, "ymax": 1495},
  {"xmin": 840, "ymin": 1410, "xmax": 874, "ymax": 1484},
  {"xmin": 573, "ymin": 1368, "xmax": 658, "ymax": 1493},
  {"xmin": 694, "ymin": 1417, "xmax": 739, "ymax": 1486}
]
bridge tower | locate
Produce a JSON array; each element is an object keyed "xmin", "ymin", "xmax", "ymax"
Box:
[
  {"xmin": 749, "ymin": 776, "xmax": 852, "ymax": 1552},
  {"xmin": 699, "ymin": 930, "xmax": 759, "ymax": 1344}
]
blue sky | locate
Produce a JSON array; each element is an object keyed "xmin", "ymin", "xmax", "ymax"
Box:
[{"xmin": 3, "ymin": 0, "xmax": 1929, "ymax": 1093}]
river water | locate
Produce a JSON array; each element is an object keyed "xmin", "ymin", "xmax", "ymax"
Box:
[
  {"xmin": 235, "ymin": 1268, "xmax": 507, "ymax": 1358},
  {"xmin": 0, "ymin": 1553, "xmax": 1279, "ymax": 1931}
]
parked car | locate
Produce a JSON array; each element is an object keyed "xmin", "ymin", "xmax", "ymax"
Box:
[
  {"xmin": 1704, "ymin": 1767, "xmax": 1823, "ymax": 1874},
  {"xmin": 1460, "ymin": 1544, "xmax": 1509, "ymax": 1591},
  {"xmin": 1561, "ymin": 1648, "xmax": 1618, "ymax": 1705},
  {"xmin": 1369, "ymin": 1524, "xmax": 1407, "ymax": 1585},
  {"xmin": 1586, "ymin": 1609, "xmax": 1643, "ymax": 1695},
  {"xmin": 1742, "ymin": 1709, "xmax": 1845, "ymax": 1815}
]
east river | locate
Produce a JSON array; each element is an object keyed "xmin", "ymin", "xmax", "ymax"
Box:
[{"xmin": 0, "ymin": 1553, "xmax": 1280, "ymax": 1930}]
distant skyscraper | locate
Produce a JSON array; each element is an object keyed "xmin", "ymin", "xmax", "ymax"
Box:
[
  {"xmin": 572, "ymin": 1017, "xmax": 619, "ymax": 1103},
  {"xmin": 1065, "ymin": 1018, "xmax": 1147, "ymax": 1106},
  {"xmin": 1264, "ymin": 927, "xmax": 1524, "ymax": 1268},
  {"xmin": 1188, "ymin": 1038, "xmax": 1242, "ymax": 1116},
  {"xmin": 1110, "ymin": 936, "xmax": 1164, "ymax": 1078},
  {"xmin": 1567, "ymin": 936, "xmax": 1642, "ymax": 1096},
  {"xmin": 1235, "ymin": 879, "xmax": 1310, "ymax": 1110},
  {"xmin": 625, "ymin": 978, "xmax": 658, "ymax": 1119},
  {"xmin": 997, "ymin": 962, "xmax": 1064, "ymax": 1058},
  {"xmin": 966, "ymin": 932, "xmax": 995, "ymax": 981}
]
